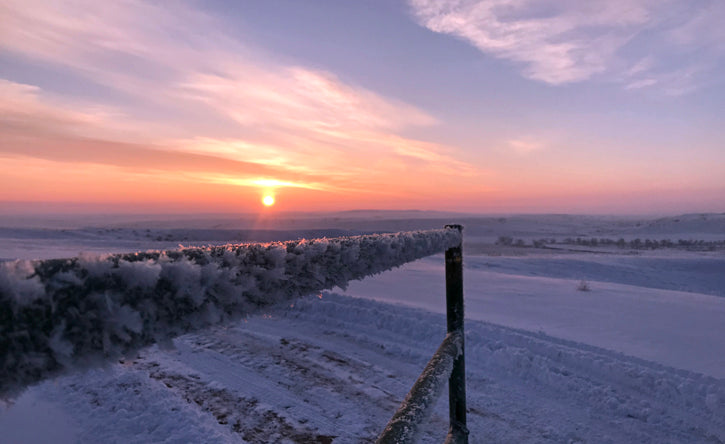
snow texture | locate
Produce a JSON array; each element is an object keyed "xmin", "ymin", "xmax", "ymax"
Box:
[
  {"xmin": 0, "ymin": 228, "xmax": 461, "ymax": 398},
  {"xmin": 5, "ymin": 291, "xmax": 722, "ymax": 443}
]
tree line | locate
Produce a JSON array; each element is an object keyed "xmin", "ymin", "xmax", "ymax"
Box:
[{"xmin": 495, "ymin": 236, "xmax": 725, "ymax": 251}]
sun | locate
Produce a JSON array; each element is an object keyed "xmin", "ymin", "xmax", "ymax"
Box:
[{"xmin": 262, "ymin": 195, "xmax": 275, "ymax": 206}]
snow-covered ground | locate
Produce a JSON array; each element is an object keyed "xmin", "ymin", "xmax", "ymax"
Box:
[
  {"xmin": 1, "ymin": 212, "xmax": 724, "ymax": 443},
  {"xmin": 341, "ymin": 253, "xmax": 725, "ymax": 379}
]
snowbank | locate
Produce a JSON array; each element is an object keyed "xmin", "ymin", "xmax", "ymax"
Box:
[{"xmin": 0, "ymin": 228, "xmax": 461, "ymax": 398}]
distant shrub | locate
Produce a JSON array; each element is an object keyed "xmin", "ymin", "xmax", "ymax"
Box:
[
  {"xmin": 576, "ymin": 280, "xmax": 591, "ymax": 292},
  {"xmin": 556, "ymin": 237, "xmax": 724, "ymax": 251},
  {"xmin": 495, "ymin": 236, "xmax": 513, "ymax": 246}
]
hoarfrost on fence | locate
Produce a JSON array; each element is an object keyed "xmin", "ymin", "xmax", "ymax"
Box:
[{"xmin": 0, "ymin": 228, "xmax": 461, "ymax": 398}]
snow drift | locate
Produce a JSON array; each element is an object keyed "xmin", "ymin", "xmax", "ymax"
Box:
[{"xmin": 0, "ymin": 228, "xmax": 461, "ymax": 398}]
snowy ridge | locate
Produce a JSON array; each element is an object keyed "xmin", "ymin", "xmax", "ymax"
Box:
[{"xmin": 0, "ymin": 228, "xmax": 461, "ymax": 398}]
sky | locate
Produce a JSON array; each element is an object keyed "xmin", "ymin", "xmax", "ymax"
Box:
[{"xmin": 1, "ymin": 0, "xmax": 724, "ymax": 215}]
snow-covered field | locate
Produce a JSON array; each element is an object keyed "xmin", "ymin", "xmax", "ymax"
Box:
[{"xmin": 1, "ymin": 212, "xmax": 724, "ymax": 443}]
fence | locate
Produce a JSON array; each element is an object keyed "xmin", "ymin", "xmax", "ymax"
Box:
[
  {"xmin": 0, "ymin": 228, "xmax": 462, "ymax": 403},
  {"xmin": 377, "ymin": 225, "xmax": 468, "ymax": 443}
]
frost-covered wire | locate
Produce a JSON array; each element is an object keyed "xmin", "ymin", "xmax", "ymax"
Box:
[
  {"xmin": 0, "ymin": 228, "xmax": 461, "ymax": 398},
  {"xmin": 376, "ymin": 331, "xmax": 463, "ymax": 444}
]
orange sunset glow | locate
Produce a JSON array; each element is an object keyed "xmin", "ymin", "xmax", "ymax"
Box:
[{"xmin": 0, "ymin": 0, "xmax": 723, "ymax": 215}]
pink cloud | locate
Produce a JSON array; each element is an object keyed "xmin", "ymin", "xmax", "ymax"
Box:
[
  {"xmin": 1, "ymin": 0, "xmax": 480, "ymax": 201},
  {"xmin": 408, "ymin": 0, "xmax": 722, "ymax": 93}
]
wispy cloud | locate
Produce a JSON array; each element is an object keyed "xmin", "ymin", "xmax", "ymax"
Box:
[
  {"xmin": 196, "ymin": 176, "xmax": 342, "ymax": 193},
  {"xmin": 175, "ymin": 68, "xmax": 436, "ymax": 132},
  {"xmin": 0, "ymin": 0, "xmax": 480, "ymax": 204},
  {"xmin": 507, "ymin": 138, "xmax": 545, "ymax": 155},
  {"xmin": 0, "ymin": 80, "xmax": 120, "ymax": 135},
  {"xmin": 625, "ymin": 78, "xmax": 658, "ymax": 90},
  {"xmin": 0, "ymin": 80, "xmax": 336, "ymax": 194},
  {"xmin": 408, "ymin": 0, "xmax": 725, "ymax": 93}
]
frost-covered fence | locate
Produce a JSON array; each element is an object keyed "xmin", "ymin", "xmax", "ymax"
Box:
[
  {"xmin": 0, "ymin": 228, "xmax": 461, "ymax": 399},
  {"xmin": 377, "ymin": 225, "xmax": 468, "ymax": 444}
]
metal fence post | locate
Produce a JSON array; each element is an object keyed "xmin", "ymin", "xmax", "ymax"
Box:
[{"xmin": 444, "ymin": 224, "xmax": 468, "ymax": 443}]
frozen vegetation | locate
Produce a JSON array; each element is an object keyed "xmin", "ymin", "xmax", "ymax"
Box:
[{"xmin": 0, "ymin": 212, "xmax": 724, "ymax": 443}]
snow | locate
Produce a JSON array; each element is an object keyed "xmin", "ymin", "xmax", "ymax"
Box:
[
  {"xmin": 340, "ymin": 254, "xmax": 725, "ymax": 379},
  {"xmin": 0, "ymin": 212, "xmax": 724, "ymax": 442},
  {"xmin": 2, "ymin": 292, "xmax": 722, "ymax": 443},
  {"xmin": 0, "ymin": 390, "xmax": 79, "ymax": 443}
]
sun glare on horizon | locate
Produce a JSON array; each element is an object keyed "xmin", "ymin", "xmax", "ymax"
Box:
[{"xmin": 262, "ymin": 195, "xmax": 275, "ymax": 206}]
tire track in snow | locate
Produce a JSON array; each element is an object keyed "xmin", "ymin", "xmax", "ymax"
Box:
[
  {"xmin": 24, "ymin": 292, "xmax": 725, "ymax": 443},
  {"xmin": 138, "ymin": 320, "xmax": 443, "ymax": 441},
  {"xmin": 134, "ymin": 360, "xmax": 335, "ymax": 444},
  {"xmin": 264, "ymin": 293, "xmax": 725, "ymax": 443}
]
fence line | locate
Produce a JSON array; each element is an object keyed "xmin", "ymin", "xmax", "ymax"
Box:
[
  {"xmin": 0, "ymin": 228, "xmax": 461, "ymax": 398},
  {"xmin": 377, "ymin": 224, "xmax": 468, "ymax": 443},
  {"xmin": 375, "ymin": 331, "xmax": 463, "ymax": 443}
]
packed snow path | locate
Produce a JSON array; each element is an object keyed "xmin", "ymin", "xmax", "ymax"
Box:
[{"xmin": 4, "ymin": 292, "xmax": 723, "ymax": 443}]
